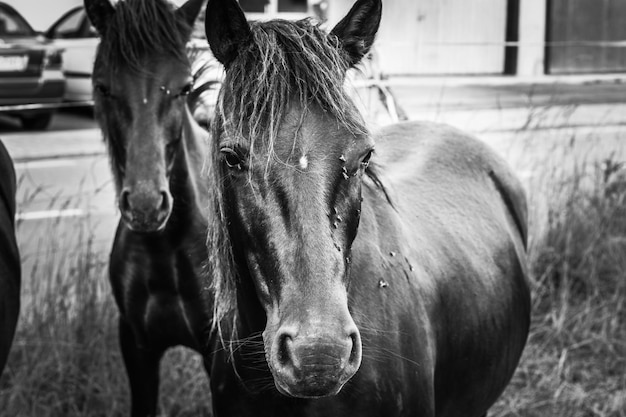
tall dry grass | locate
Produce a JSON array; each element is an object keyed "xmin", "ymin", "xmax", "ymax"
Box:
[
  {"xmin": 493, "ymin": 152, "xmax": 626, "ymax": 416},
  {"xmin": 0, "ymin": 194, "xmax": 211, "ymax": 416}
]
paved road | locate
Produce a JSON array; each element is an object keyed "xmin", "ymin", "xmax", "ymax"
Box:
[
  {"xmin": 0, "ymin": 109, "xmax": 111, "ymax": 279},
  {"xmin": 0, "ymin": 109, "xmax": 102, "ymax": 162},
  {"xmin": 14, "ymin": 155, "xmax": 116, "ymax": 281}
]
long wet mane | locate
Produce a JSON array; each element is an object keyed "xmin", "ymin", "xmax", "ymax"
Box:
[
  {"xmin": 97, "ymin": 0, "xmax": 191, "ymax": 73},
  {"xmin": 207, "ymin": 18, "xmax": 370, "ymax": 337}
]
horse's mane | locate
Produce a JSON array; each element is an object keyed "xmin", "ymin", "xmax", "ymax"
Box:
[
  {"xmin": 97, "ymin": 0, "xmax": 191, "ymax": 73},
  {"xmin": 207, "ymin": 18, "xmax": 373, "ymax": 341}
]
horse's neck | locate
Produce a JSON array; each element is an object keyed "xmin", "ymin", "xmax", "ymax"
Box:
[
  {"xmin": 353, "ymin": 171, "xmax": 440, "ymax": 307},
  {"xmin": 167, "ymin": 109, "xmax": 210, "ymax": 226}
]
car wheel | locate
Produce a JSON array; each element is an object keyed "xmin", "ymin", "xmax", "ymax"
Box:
[{"xmin": 21, "ymin": 112, "xmax": 54, "ymax": 130}]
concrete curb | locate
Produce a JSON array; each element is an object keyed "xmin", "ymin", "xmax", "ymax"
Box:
[
  {"xmin": 380, "ymin": 74, "xmax": 626, "ymax": 87},
  {"xmin": 406, "ymin": 103, "xmax": 626, "ymax": 134}
]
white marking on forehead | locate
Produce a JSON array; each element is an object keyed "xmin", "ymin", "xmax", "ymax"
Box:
[
  {"xmin": 142, "ymin": 98, "xmax": 148, "ymax": 105},
  {"xmin": 299, "ymin": 154, "xmax": 308, "ymax": 170}
]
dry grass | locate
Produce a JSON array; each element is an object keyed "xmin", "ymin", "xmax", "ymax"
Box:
[
  {"xmin": 0, "ymin": 196, "xmax": 211, "ymax": 417},
  {"xmin": 492, "ymin": 154, "xmax": 626, "ymax": 417}
]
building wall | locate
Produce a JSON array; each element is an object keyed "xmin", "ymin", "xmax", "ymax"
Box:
[
  {"xmin": 517, "ymin": 0, "xmax": 547, "ymax": 76},
  {"xmin": 12, "ymin": 0, "xmax": 615, "ymax": 76},
  {"xmin": 3, "ymin": 0, "xmax": 82, "ymax": 31},
  {"xmin": 329, "ymin": 0, "xmax": 508, "ymax": 76}
]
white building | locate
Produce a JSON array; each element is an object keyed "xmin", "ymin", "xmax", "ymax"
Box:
[{"xmin": 8, "ymin": 0, "xmax": 625, "ymax": 77}]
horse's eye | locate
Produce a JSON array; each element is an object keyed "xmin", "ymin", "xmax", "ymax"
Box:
[
  {"xmin": 361, "ymin": 150, "xmax": 373, "ymax": 169},
  {"xmin": 94, "ymin": 83, "xmax": 111, "ymax": 98},
  {"xmin": 221, "ymin": 148, "xmax": 244, "ymax": 171},
  {"xmin": 166, "ymin": 137, "xmax": 181, "ymax": 152},
  {"xmin": 177, "ymin": 83, "xmax": 193, "ymax": 98}
]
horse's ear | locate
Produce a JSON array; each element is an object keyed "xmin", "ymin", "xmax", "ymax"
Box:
[
  {"xmin": 84, "ymin": 0, "xmax": 115, "ymax": 35},
  {"xmin": 176, "ymin": 0, "xmax": 206, "ymax": 37},
  {"xmin": 330, "ymin": 0, "xmax": 382, "ymax": 67},
  {"xmin": 205, "ymin": 0, "xmax": 251, "ymax": 67}
]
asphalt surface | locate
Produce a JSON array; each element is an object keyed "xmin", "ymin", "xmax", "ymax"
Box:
[{"xmin": 13, "ymin": 155, "xmax": 115, "ymax": 281}]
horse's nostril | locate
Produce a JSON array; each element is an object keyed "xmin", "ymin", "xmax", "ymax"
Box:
[
  {"xmin": 348, "ymin": 330, "xmax": 361, "ymax": 365},
  {"xmin": 120, "ymin": 189, "xmax": 131, "ymax": 213},
  {"xmin": 159, "ymin": 191, "xmax": 170, "ymax": 212},
  {"xmin": 277, "ymin": 332, "xmax": 294, "ymax": 368}
]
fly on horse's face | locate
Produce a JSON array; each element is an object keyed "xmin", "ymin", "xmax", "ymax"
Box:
[
  {"xmin": 88, "ymin": 0, "xmax": 204, "ymax": 232},
  {"xmin": 207, "ymin": 0, "xmax": 380, "ymax": 398}
]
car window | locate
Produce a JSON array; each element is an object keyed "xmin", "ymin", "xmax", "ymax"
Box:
[
  {"xmin": 0, "ymin": 6, "xmax": 36, "ymax": 37},
  {"xmin": 51, "ymin": 9, "xmax": 84, "ymax": 38}
]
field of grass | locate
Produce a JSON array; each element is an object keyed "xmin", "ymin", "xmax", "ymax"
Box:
[
  {"xmin": 0, "ymin": 208, "xmax": 211, "ymax": 416},
  {"xmin": 492, "ymin": 155, "xmax": 626, "ymax": 417},
  {"xmin": 1, "ymin": 139, "xmax": 625, "ymax": 416}
]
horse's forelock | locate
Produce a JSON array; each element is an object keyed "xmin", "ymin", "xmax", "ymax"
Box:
[
  {"xmin": 98, "ymin": 0, "xmax": 191, "ymax": 74},
  {"xmin": 219, "ymin": 18, "xmax": 368, "ymax": 164}
]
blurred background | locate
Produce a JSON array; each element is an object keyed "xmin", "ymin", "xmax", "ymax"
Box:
[
  {"xmin": 7, "ymin": 0, "xmax": 626, "ymax": 75},
  {"xmin": 0, "ymin": 1, "xmax": 625, "ymax": 416}
]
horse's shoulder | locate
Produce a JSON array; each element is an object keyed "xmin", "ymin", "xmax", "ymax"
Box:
[
  {"xmin": 375, "ymin": 121, "xmax": 495, "ymax": 169},
  {"xmin": 373, "ymin": 121, "xmax": 527, "ymax": 244},
  {"xmin": 370, "ymin": 118, "xmax": 529, "ymax": 276}
]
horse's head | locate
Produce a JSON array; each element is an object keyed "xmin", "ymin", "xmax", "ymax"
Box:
[
  {"xmin": 85, "ymin": 0, "xmax": 205, "ymax": 232},
  {"xmin": 206, "ymin": 0, "xmax": 381, "ymax": 398}
]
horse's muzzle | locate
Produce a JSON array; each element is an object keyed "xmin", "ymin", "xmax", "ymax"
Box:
[
  {"xmin": 269, "ymin": 327, "xmax": 362, "ymax": 398},
  {"xmin": 119, "ymin": 187, "xmax": 172, "ymax": 232}
]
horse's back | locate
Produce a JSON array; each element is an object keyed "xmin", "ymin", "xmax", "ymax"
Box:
[
  {"xmin": 373, "ymin": 120, "xmax": 527, "ymax": 262},
  {"xmin": 0, "ymin": 140, "xmax": 20, "ymax": 375},
  {"xmin": 362, "ymin": 121, "xmax": 530, "ymax": 416}
]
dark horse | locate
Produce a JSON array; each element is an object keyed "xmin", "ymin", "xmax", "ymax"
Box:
[
  {"xmin": 0, "ymin": 140, "xmax": 19, "ymax": 378},
  {"xmin": 203, "ymin": 0, "xmax": 531, "ymax": 416},
  {"xmin": 85, "ymin": 0, "xmax": 214, "ymax": 415}
]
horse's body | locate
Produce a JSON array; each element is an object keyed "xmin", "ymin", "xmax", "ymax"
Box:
[
  {"xmin": 107, "ymin": 109, "xmax": 213, "ymax": 401},
  {"xmin": 0, "ymin": 140, "xmax": 20, "ymax": 377},
  {"xmin": 208, "ymin": 121, "xmax": 530, "ymax": 417},
  {"xmin": 84, "ymin": 0, "xmax": 216, "ymax": 415},
  {"xmin": 204, "ymin": 0, "xmax": 530, "ymax": 416}
]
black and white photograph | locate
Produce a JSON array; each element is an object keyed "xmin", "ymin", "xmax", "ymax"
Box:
[{"xmin": 0, "ymin": 0, "xmax": 624, "ymax": 416}]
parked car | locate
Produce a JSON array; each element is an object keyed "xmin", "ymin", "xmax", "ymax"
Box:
[
  {"xmin": 0, "ymin": 2, "xmax": 65, "ymax": 130},
  {"xmin": 45, "ymin": 6, "xmax": 97, "ymax": 103}
]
